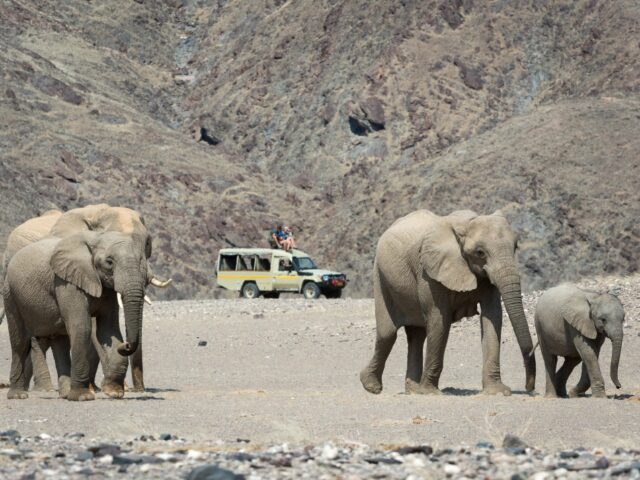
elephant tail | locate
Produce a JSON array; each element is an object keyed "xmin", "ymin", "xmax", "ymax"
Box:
[
  {"xmin": 529, "ymin": 339, "xmax": 539, "ymax": 358},
  {"xmin": 0, "ymin": 307, "xmax": 4, "ymax": 325}
]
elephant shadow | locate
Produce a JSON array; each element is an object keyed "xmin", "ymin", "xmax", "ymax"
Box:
[
  {"xmin": 441, "ymin": 387, "xmax": 481, "ymax": 396},
  {"xmin": 437, "ymin": 387, "xmax": 536, "ymax": 397},
  {"xmin": 143, "ymin": 387, "xmax": 180, "ymax": 393}
]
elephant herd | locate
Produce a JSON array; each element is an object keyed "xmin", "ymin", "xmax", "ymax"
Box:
[
  {"xmin": 0, "ymin": 205, "xmax": 627, "ymax": 401},
  {"xmin": 1, "ymin": 204, "xmax": 170, "ymax": 401}
]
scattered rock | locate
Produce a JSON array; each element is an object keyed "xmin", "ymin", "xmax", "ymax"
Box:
[
  {"xmin": 187, "ymin": 465, "xmax": 245, "ymax": 480},
  {"xmin": 197, "ymin": 340, "xmax": 208, "ymax": 347},
  {"xmin": 0, "ymin": 430, "xmax": 20, "ymax": 440},
  {"xmin": 502, "ymin": 434, "xmax": 528, "ymax": 449},
  {"xmin": 394, "ymin": 445, "xmax": 434, "ymax": 455},
  {"xmin": 75, "ymin": 451, "xmax": 93, "ymax": 461}
]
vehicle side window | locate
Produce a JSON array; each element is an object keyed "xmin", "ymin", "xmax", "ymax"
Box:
[
  {"xmin": 256, "ymin": 254, "xmax": 271, "ymax": 271},
  {"xmin": 237, "ymin": 255, "xmax": 255, "ymax": 271},
  {"xmin": 278, "ymin": 259, "xmax": 292, "ymax": 271},
  {"xmin": 219, "ymin": 254, "xmax": 237, "ymax": 271}
]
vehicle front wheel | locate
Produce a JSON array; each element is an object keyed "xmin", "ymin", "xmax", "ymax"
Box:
[
  {"xmin": 302, "ymin": 282, "xmax": 321, "ymax": 299},
  {"xmin": 241, "ymin": 282, "xmax": 260, "ymax": 299}
]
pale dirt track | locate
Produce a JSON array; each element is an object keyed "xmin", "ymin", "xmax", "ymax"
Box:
[{"xmin": 1, "ymin": 287, "xmax": 639, "ymax": 451}]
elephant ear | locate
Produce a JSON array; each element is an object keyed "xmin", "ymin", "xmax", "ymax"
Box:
[
  {"xmin": 419, "ymin": 216, "xmax": 477, "ymax": 292},
  {"xmin": 562, "ymin": 294, "xmax": 597, "ymax": 339},
  {"xmin": 51, "ymin": 232, "xmax": 102, "ymax": 298}
]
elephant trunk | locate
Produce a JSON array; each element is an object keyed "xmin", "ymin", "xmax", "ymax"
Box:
[
  {"xmin": 610, "ymin": 336, "xmax": 622, "ymax": 389},
  {"xmin": 492, "ymin": 263, "xmax": 536, "ymax": 392},
  {"xmin": 117, "ymin": 277, "xmax": 144, "ymax": 356}
]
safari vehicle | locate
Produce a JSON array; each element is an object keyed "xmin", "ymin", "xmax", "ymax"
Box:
[{"xmin": 215, "ymin": 248, "xmax": 347, "ymax": 299}]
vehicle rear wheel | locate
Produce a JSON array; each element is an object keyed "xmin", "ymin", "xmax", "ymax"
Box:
[
  {"xmin": 241, "ymin": 282, "xmax": 260, "ymax": 299},
  {"xmin": 302, "ymin": 282, "xmax": 321, "ymax": 299},
  {"xmin": 263, "ymin": 292, "xmax": 280, "ymax": 299},
  {"xmin": 324, "ymin": 289, "xmax": 343, "ymax": 299}
]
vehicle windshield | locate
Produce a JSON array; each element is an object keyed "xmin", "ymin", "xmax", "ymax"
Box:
[{"xmin": 293, "ymin": 256, "xmax": 317, "ymax": 270}]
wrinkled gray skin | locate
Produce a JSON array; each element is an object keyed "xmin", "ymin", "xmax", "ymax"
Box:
[
  {"xmin": 360, "ymin": 209, "xmax": 536, "ymax": 396},
  {"xmin": 4, "ymin": 231, "xmax": 148, "ymax": 401},
  {"xmin": 0, "ymin": 204, "xmax": 156, "ymax": 392},
  {"xmin": 534, "ymin": 283, "xmax": 625, "ymax": 398}
]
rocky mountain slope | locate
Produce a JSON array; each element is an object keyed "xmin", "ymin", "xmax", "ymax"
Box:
[{"xmin": 1, "ymin": 0, "xmax": 638, "ymax": 298}]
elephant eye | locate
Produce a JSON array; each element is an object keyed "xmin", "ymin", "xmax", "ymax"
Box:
[
  {"xmin": 475, "ymin": 248, "xmax": 486, "ymax": 259},
  {"xmin": 104, "ymin": 258, "xmax": 114, "ymax": 269}
]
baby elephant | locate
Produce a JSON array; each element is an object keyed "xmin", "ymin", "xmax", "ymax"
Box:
[{"xmin": 534, "ymin": 283, "xmax": 624, "ymax": 398}]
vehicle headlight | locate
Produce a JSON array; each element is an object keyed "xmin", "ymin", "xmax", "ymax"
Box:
[{"xmin": 322, "ymin": 275, "xmax": 329, "ymax": 281}]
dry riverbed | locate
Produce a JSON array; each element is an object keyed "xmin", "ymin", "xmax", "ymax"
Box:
[{"xmin": 1, "ymin": 276, "xmax": 639, "ymax": 478}]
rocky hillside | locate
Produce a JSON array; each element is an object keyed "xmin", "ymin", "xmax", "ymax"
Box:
[{"xmin": 1, "ymin": 0, "xmax": 638, "ymax": 298}]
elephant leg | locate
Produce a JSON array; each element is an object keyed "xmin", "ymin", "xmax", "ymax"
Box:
[
  {"xmin": 31, "ymin": 337, "xmax": 55, "ymax": 391},
  {"xmin": 96, "ymin": 305, "xmax": 128, "ymax": 398},
  {"xmin": 570, "ymin": 332, "xmax": 607, "ymax": 398},
  {"xmin": 360, "ymin": 327, "xmax": 397, "ymax": 395},
  {"xmin": 87, "ymin": 331, "xmax": 101, "ymax": 394},
  {"xmin": 130, "ymin": 344, "xmax": 145, "ymax": 392},
  {"xmin": 57, "ymin": 285, "xmax": 95, "ymax": 402},
  {"xmin": 4, "ymin": 296, "xmax": 30, "ymax": 399},
  {"xmin": 49, "ymin": 336, "xmax": 71, "ymax": 398},
  {"xmin": 409, "ymin": 313, "xmax": 450, "ymax": 395},
  {"xmin": 572, "ymin": 334, "xmax": 606, "ymax": 398},
  {"xmin": 555, "ymin": 356, "xmax": 581, "ymax": 397},
  {"xmin": 67, "ymin": 324, "xmax": 95, "ymax": 402},
  {"xmin": 360, "ymin": 279, "xmax": 398, "ymax": 394},
  {"xmin": 405, "ymin": 326, "xmax": 426, "ymax": 389},
  {"xmin": 569, "ymin": 363, "xmax": 591, "ymax": 397},
  {"xmin": 480, "ymin": 288, "xmax": 511, "ymax": 396}
]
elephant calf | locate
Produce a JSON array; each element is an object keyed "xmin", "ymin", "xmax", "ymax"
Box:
[{"xmin": 534, "ymin": 283, "xmax": 625, "ymax": 398}]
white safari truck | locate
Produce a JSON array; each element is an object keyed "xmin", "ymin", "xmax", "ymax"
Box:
[{"xmin": 215, "ymin": 248, "xmax": 347, "ymax": 299}]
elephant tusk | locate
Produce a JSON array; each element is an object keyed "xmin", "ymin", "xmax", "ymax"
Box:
[
  {"xmin": 144, "ymin": 295, "xmax": 152, "ymax": 305},
  {"xmin": 117, "ymin": 292, "xmax": 123, "ymax": 309},
  {"xmin": 150, "ymin": 277, "xmax": 172, "ymax": 288}
]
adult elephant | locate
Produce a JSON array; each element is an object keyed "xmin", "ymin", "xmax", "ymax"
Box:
[
  {"xmin": 1, "ymin": 204, "xmax": 170, "ymax": 392},
  {"xmin": 360, "ymin": 209, "xmax": 536, "ymax": 396},
  {"xmin": 5, "ymin": 231, "xmax": 149, "ymax": 400}
]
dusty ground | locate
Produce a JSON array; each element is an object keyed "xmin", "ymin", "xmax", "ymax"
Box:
[{"xmin": 1, "ymin": 277, "xmax": 638, "ymax": 453}]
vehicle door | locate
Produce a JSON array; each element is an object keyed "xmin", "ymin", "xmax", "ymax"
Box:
[{"xmin": 272, "ymin": 256, "xmax": 300, "ymax": 291}]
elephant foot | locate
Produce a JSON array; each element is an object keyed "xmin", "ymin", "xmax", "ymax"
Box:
[
  {"xmin": 32, "ymin": 381, "xmax": 56, "ymax": 392},
  {"xmin": 544, "ymin": 391, "xmax": 558, "ymax": 399},
  {"xmin": 568, "ymin": 387, "xmax": 586, "ymax": 398},
  {"xmin": 7, "ymin": 388, "xmax": 28, "ymax": 400},
  {"xmin": 102, "ymin": 381, "xmax": 125, "ymax": 399},
  {"xmin": 591, "ymin": 389, "xmax": 607, "ymax": 399},
  {"xmin": 58, "ymin": 377, "xmax": 71, "ymax": 399},
  {"xmin": 67, "ymin": 387, "xmax": 95, "ymax": 402},
  {"xmin": 130, "ymin": 384, "xmax": 145, "ymax": 393},
  {"xmin": 405, "ymin": 379, "xmax": 442, "ymax": 395},
  {"xmin": 482, "ymin": 381, "xmax": 512, "ymax": 396},
  {"xmin": 360, "ymin": 368, "xmax": 383, "ymax": 394}
]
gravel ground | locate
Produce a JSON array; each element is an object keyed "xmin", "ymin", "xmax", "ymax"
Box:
[{"xmin": 1, "ymin": 275, "xmax": 639, "ymax": 478}]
